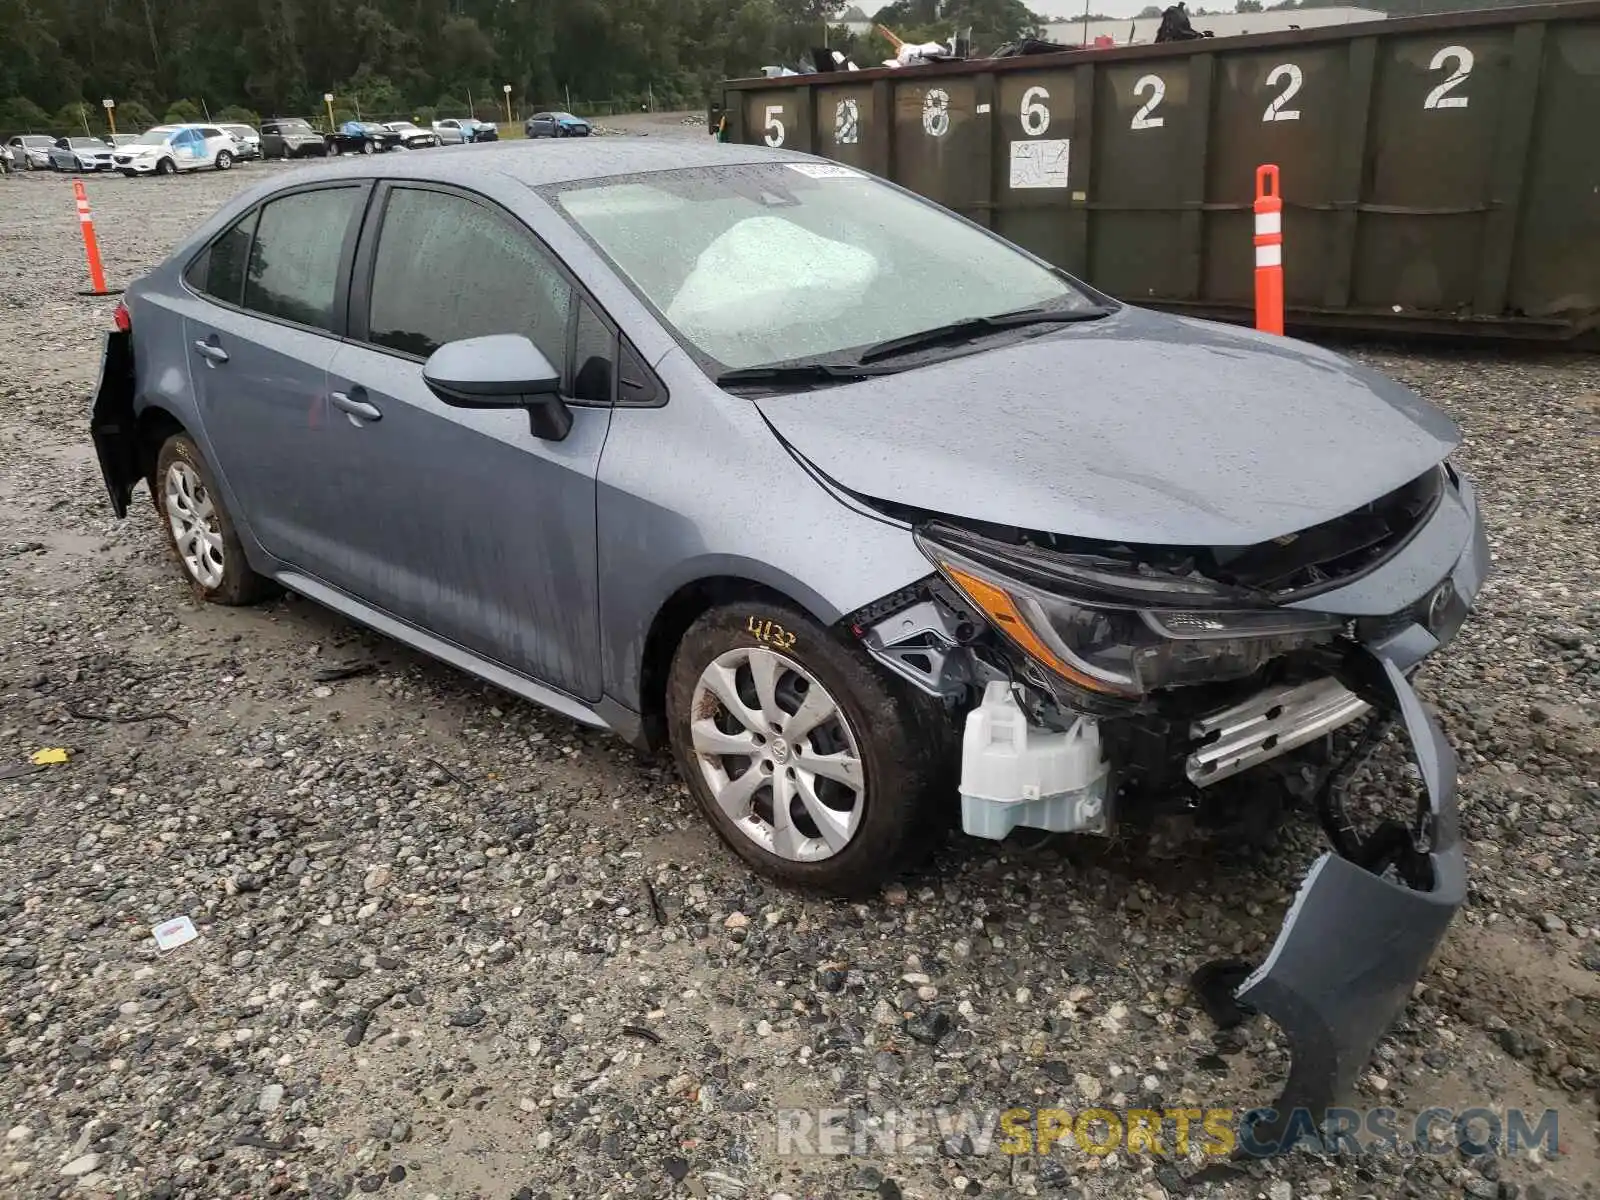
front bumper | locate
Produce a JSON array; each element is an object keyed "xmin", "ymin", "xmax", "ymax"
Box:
[
  {"xmin": 116, "ymin": 158, "xmax": 159, "ymax": 174},
  {"xmin": 1234, "ymin": 653, "xmax": 1464, "ymax": 1149},
  {"xmin": 941, "ymin": 469, "xmax": 1489, "ymax": 1142}
]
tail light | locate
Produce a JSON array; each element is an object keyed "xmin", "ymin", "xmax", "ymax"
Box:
[{"xmin": 112, "ymin": 300, "xmax": 131, "ymax": 333}]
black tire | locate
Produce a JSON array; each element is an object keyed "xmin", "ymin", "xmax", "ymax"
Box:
[
  {"xmin": 152, "ymin": 433, "xmax": 274, "ymax": 606},
  {"xmin": 360, "ymin": 139, "xmax": 375, "ymax": 155},
  {"xmin": 214, "ymin": 150, "xmax": 233, "ymax": 171},
  {"xmin": 665, "ymin": 601, "xmax": 950, "ymax": 896},
  {"xmin": 155, "ymin": 157, "xmax": 175, "ymax": 176}
]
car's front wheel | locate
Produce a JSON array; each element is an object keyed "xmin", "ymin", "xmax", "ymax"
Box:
[
  {"xmin": 155, "ymin": 157, "xmax": 175, "ymax": 175},
  {"xmin": 154, "ymin": 433, "xmax": 272, "ymax": 605},
  {"xmin": 214, "ymin": 150, "xmax": 233, "ymax": 170},
  {"xmin": 665, "ymin": 602, "xmax": 947, "ymax": 895},
  {"xmin": 360, "ymin": 139, "xmax": 375, "ymax": 155}
]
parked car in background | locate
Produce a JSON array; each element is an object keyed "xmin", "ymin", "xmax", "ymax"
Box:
[
  {"xmin": 380, "ymin": 121, "xmax": 440, "ymax": 149},
  {"xmin": 260, "ymin": 118, "xmax": 327, "ymax": 159},
  {"xmin": 114, "ymin": 125, "xmax": 238, "ymax": 175},
  {"xmin": 7, "ymin": 135, "xmax": 57, "ymax": 170},
  {"xmin": 220, "ymin": 124, "xmax": 262, "ymax": 160},
  {"xmin": 431, "ymin": 117, "xmax": 496, "ymax": 144},
  {"xmin": 47, "ymin": 136, "xmax": 115, "ymax": 171},
  {"xmin": 0, "ymin": 143, "xmax": 11, "ymax": 174},
  {"xmin": 325, "ymin": 120, "xmax": 400, "ymax": 155},
  {"xmin": 525, "ymin": 111, "xmax": 591, "ymax": 138}
]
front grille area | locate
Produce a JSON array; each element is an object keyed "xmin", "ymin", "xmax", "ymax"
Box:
[{"xmin": 1203, "ymin": 467, "xmax": 1444, "ymax": 599}]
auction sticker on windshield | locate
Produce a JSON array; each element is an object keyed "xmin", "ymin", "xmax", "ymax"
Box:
[{"xmin": 787, "ymin": 163, "xmax": 862, "ymax": 179}]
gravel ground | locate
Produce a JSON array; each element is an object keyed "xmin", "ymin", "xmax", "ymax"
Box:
[{"xmin": 1, "ymin": 161, "xmax": 1597, "ymax": 1200}]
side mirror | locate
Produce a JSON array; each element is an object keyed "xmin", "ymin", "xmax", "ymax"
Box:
[{"xmin": 422, "ymin": 334, "xmax": 572, "ymax": 441}]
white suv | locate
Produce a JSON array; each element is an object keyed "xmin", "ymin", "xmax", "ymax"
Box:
[{"xmin": 113, "ymin": 125, "xmax": 240, "ymax": 176}]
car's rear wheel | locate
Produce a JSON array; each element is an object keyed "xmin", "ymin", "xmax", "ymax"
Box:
[
  {"xmin": 154, "ymin": 434, "xmax": 272, "ymax": 606},
  {"xmin": 665, "ymin": 602, "xmax": 948, "ymax": 895}
]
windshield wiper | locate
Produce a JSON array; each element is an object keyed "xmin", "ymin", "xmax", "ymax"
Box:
[
  {"xmin": 715, "ymin": 362, "xmax": 900, "ymax": 390},
  {"xmin": 857, "ymin": 305, "xmax": 1113, "ymax": 364}
]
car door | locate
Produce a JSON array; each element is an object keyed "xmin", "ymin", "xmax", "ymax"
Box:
[
  {"xmin": 168, "ymin": 127, "xmax": 203, "ymax": 170},
  {"xmin": 320, "ymin": 182, "xmax": 614, "ymax": 700},
  {"xmin": 181, "ymin": 182, "xmax": 370, "ymax": 574},
  {"xmin": 197, "ymin": 127, "xmax": 228, "ymax": 164}
]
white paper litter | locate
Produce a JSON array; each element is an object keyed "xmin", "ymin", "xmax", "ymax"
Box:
[{"xmin": 152, "ymin": 915, "xmax": 199, "ymax": 951}]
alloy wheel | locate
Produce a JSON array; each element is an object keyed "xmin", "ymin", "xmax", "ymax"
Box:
[
  {"xmin": 688, "ymin": 646, "xmax": 865, "ymax": 862},
  {"xmin": 164, "ymin": 461, "xmax": 225, "ymax": 589}
]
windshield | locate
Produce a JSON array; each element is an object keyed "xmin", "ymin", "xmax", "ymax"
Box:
[
  {"xmin": 277, "ymin": 120, "xmax": 314, "ymax": 133},
  {"xmin": 68, "ymin": 138, "xmax": 105, "ymax": 148},
  {"xmin": 223, "ymin": 125, "xmax": 255, "ymax": 136},
  {"xmin": 550, "ymin": 162, "xmax": 1100, "ymax": 372}
]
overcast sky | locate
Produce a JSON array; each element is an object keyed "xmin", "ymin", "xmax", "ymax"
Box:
[{"xmin": 862, "ymin": 0, "xmax": 1170, "ymax": 20}]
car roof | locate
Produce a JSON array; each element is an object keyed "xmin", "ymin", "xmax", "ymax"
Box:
[{"xmin": 263, "ymin": 138, "xmax": 799, "ymax": 189}]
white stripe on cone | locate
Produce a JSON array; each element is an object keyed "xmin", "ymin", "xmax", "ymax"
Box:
[
  {"xmin": 1254, "ymin": 211, "xmax": 1281, "ymax": 236},
  {"xmin": 1255, "ymin": 244, "xmax": 1282, "ymax": 268}
]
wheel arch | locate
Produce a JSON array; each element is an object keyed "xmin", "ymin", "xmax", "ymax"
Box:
[
  {"xmin": 136, "ymin": 404, "xmax": 188, "ymax": 496},
  {"xmin": 635, "ymin": 574, "xmax": 833, "ymax": 753}
]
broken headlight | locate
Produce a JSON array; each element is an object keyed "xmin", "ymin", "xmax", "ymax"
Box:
[{"xmin": 915, "ymin": 526, "xmax": 1344, "ymax": 698}]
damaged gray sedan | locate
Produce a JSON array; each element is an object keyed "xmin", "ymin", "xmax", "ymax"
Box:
[{"xmin": 91, "ymin": 141, "xmax": 1487, "ymax": 1133}]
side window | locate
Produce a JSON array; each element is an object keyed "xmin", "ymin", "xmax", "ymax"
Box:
[
  {"xmin": 366, "ymin": 187, "xmax": 572, "ymax": 365},
  {"xmin": 200, "ymin": 126, "xmax": 222, "ymax": 139},
  {"xmin": 185, "ymin": 209, "xmax": 258, "ymax": 305},
  {"xmin": 618, "ymin": 337, "xmax": 661, "ymax": 406},
  {"xmin": 242, "ymin": 187, "xmax": 361, "ymax": 332},
  {"xmin": 571, "ymin": 300, "xmax": 614, "ymax": 403}
]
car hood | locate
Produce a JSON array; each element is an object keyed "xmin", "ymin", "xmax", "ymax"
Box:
[{"xmin": 753, "ymin": 307, "xmax": 1462, "ymax": 546}]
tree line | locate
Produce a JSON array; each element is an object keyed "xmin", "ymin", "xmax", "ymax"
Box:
[
  {"xmin": 0, "ymin": 0, "xmax": 1044, "ymax": 134},
  {"xmin": 1, "ymin": 0, "xmax": 1519, "ymax": 135}
]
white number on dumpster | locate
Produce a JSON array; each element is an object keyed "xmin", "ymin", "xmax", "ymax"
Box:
[
  {"xmin": 1130, "ymin": 74, "xmax": 1165, "ymax": 130},
  {"xmin": 835, "ymin": 98, "xmax": 859, "ymax": 144},
  {"xmin": 763, "ymin": 104, "xmax": 785, "ymax": 146},
  {"xmin": 1262, "ymin": 62, "xmax": 1303, "ymax": 122},
  {"xmin": 1424, "ymin": 45, "xmax": 1473, "ymax": 109},
  {"xmin": 1020, "ymin": 85, "xmax": 1051, "ymax": 136}
]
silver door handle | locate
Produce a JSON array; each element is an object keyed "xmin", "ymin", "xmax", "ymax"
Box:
[
  {"xmin": 330, "ymin": 391, "xmax": 382, "ymax": 422},
  {"xmin": 193, "ymin": 340, "xmax": 228, "ymax": 364}
]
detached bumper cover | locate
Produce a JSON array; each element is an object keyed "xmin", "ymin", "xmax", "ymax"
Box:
[{"xmin": 1233, "ymin": 654, "xmax": 1464, "ymax": 1149}]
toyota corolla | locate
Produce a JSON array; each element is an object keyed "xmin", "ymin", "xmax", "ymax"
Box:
[{"xmin": 90, "ymin": 140, "xmax": 1489, "ymax": 1136}]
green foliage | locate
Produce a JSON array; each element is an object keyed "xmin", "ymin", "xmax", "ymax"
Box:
[
  {"xmin": 53, "ymin": 101, "xmax": 90, "ymax": 132},
  {"xmin": 115, "ymin": 99, "xmax": 157, "ymax": 132},
  {"xmin": 0, "ymin": 95, "xmax": 52, "ymax": 132},
  {"xmin": 163, "ymin": 98, "xmax": 203, "ymax": 124},
  {"xmin": 216, "ymin": 105, "xmax": 262, "ymax": 125},
  {"xmin": 8, "ymin": 0, "xmax": 1429, "ymax": 117}
]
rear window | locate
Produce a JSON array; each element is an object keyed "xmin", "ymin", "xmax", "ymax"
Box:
[{"xmin": 185, "ymin": 210, "xmax": 258, "ymax": 306}]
